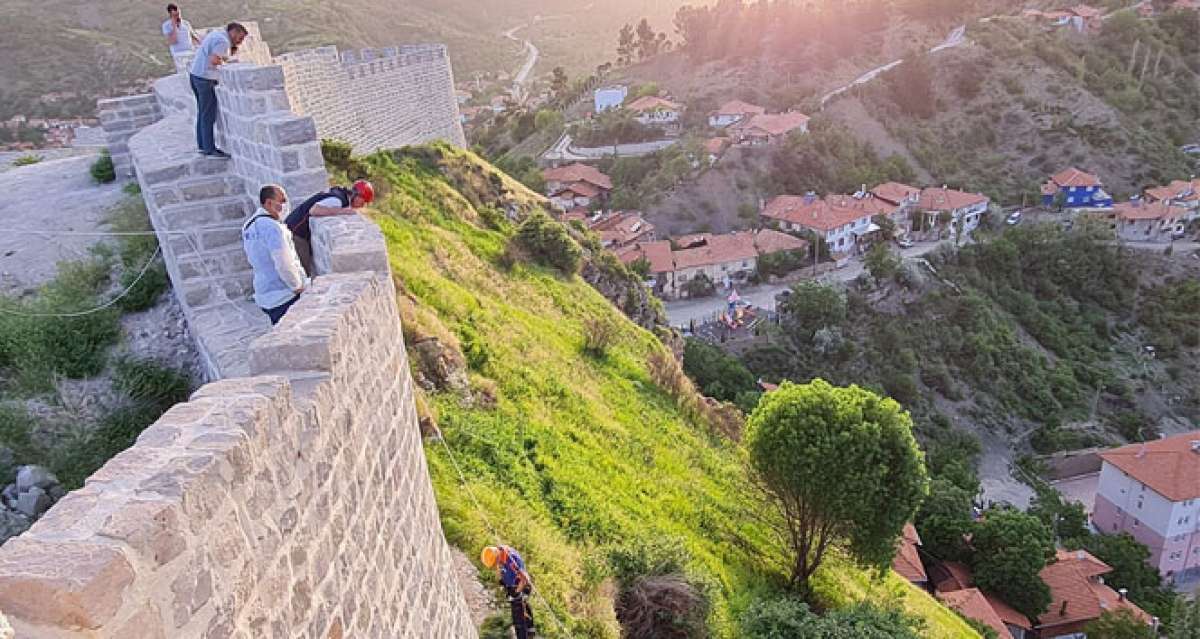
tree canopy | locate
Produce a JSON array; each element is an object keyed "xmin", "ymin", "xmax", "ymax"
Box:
[
  {"xmin": 746, "ymin": 379, "xmax": 928, "ymax": 590},
  {"xmin": 970, "ymin": 508, "xmax": 1055, "ymax": 619}
]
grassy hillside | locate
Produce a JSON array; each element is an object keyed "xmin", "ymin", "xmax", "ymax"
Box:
[{"xmin": 350, "ymin": 143, "xmax": 979, "ymax": 638}]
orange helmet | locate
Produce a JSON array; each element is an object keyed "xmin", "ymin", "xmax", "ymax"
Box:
[
  {"xmin": 481, "ymin": 545, "xmax": 500, "ymax": 568},
  {"xmin": 352, "ymin": 179, "xmax": 375, "ymax": 204}
]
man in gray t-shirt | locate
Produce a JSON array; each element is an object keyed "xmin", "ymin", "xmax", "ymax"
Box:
[
  {"xmin": 162, "ymin": 4, "xmax": 199, "ymax": 57},
  {"xmin": 188, "ymin": 22, "xmax": 247, "ymax": 158}
]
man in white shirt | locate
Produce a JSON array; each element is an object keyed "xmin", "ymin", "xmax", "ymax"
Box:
[
  {"xmin": 162, "ymin": 4, "xmax": 199, "ymax": 57},
  {"xmin": 243, "ymin": 185, "xmax": 309, "ymax": 325},
  {"xmin": 189, "ymin": 22, "xmax": 247, "ymax": 158}
]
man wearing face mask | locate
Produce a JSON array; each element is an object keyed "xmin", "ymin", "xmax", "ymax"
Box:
[{"xmin": 243, "ymin": 185, "xmax": 308, "ymax": 325}]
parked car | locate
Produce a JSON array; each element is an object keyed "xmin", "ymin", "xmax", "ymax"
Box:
[
  {"xmin": 895, "ymin": 235, "xmax": 914, "ymax": 248},
  {"xmin": 1005, "ymin": 211, "xmax": 1023, "ymax": 226}
]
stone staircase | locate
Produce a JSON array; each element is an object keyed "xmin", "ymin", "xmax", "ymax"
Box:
[{"xmin": 129, "ymin": 112, "xmax": 270, "ymax": 378}]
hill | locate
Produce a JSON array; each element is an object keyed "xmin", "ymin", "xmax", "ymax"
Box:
[
  {"xmin": 0, "ymin": 0, "xmax": 687, "ymax": 121},
  {"xmin": 347, "ymin": 143, "xmax": 980, "ymax": 638}
]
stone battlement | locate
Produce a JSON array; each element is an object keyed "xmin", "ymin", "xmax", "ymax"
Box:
[{"xmin": 0, "ymin": 31, "xmax": 476, "ymax": 638}]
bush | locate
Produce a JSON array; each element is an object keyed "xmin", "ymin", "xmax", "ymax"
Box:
[
  {"xmin": 108, "ymin": 198, "xmax": 167, "ymax": 312},
  {"xmin": 12, "ymin": 154, "xmax": 42, "ymax": 166},
  {"xmin": 608, "ymin": 537, "xmax": 710, "ymax": 639},
  {"xmin": 90, "ymin": 150, "xmax": 116, "ymax": 184},
  {"xmin": 742, "ymin": 598, "xmax": 922, "ymax": 639},
  {"xmin": 512, "ymin": 211, "xmax": 583, "ymax": 274},
  {"xmin": 582, "ymin": 316, "xmax": 619, "ymax": 357}
]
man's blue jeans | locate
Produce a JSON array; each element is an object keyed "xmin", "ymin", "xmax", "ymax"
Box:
[{"xmin": 188, "ymin": 74, "xmax": 219, "ymax": 154}]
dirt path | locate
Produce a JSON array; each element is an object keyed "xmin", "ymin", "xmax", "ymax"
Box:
[{"xmin": 0, "ymin": 152, "xmax": 125, "ymax": 295}]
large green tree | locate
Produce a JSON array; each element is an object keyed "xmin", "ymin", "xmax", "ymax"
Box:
[
  {"xmin": 1071, "ymin": 533, "xmax": 1177, "ymax": 625},
  {"xmin": 779, "ymin": 281, "xmax": 847, "ymax": 344},
  {"xmin": 746, "ymin": 379, "xmax": 929, "ymax": 590},
  {"xmin": 970, "ymin": 508, "xmax": 1055, "ymax": 619},
  {"xmin": 914, "ymin": 478, "xmax": 975, "ymax": 562},
  {"xmin": 1084, "ymin": 609, "xmax": 1157, "ymax": 639}
]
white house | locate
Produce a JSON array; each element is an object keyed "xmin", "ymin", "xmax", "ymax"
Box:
[
  {"xmin": 625, "ymin": 96, "xmax": 683, "ymax": 127},
  {"xmin": 708, "ymin": 100, "xmax": 765, "ymax": 128},
  {"xmin": 760, "ymin": 193, "xmax": 876, "ymax": 258},
  {"xmin": 917, "ymin": 186, "xmax": 990, "ymax": 237},
  {"xmin": 1111, "ymin": 199, "xmax": 1186, "ymax": 242},
  {"xmin": 594, "ymin": 85, "xmax": 628, "ymax": 113}
]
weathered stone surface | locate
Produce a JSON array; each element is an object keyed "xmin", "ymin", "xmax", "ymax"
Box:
[
  {"xmin": 0, "ymin": 538, "xmax": 134, "ymax": 628},
  {"xmin": 15, "ymin": 466, "xmax": 57, "ymax": 493},
  {"xmin": 14, "ymin": 487, "xmax": 50, "ymax": 519}
]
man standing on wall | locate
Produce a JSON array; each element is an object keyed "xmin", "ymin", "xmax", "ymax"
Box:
[
  {"xmin": 243, "ymin": 185, "xmax": 308, "ymax": 325},
  {"xmin": 162, "ymin": 4, "xmax": 200, "ymax": 60},
  {"xmin": 285, "ymin": 180, "xmax": 375, "ymax": 274},
  {"xmin": 189, "ymin": 22, "xmax": 247, "ymax": 158},
  {"xmin": 481, "ymin": 545, "xmax": 537, "ymax": 638}
]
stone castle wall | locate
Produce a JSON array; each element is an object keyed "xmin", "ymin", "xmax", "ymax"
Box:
[
  {"xmin": 276, "ymin": 44, "xmax": 466, "ymax": 153},
  {"xmin": 0, "ymin": 32, "xmax": 476, "ymax": 639}
]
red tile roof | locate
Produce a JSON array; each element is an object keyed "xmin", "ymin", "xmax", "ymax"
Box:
[
  {"xmin": 672, "ymin": 232, "xmax": 759, "ymax": 270},
  {"xmin": 735, "ymin": 111, "xmax": 811, "ymax": 138},
  {"xmin": 1144, "ymin": 179, "xmax": 1198, "ymax": 204},
  {"xmin": 552, "ymin": 181, "xmax": 601, "ymax": 199},
  {"xmin": 1038, "ymin": 549, "xmax": 1152, "ymax": 632},
  {"xmin": 1051, "ymin": 167, "xmax": 1103, "ymax": 188},
  {"xmin": 918, "ymin": 186, "xmax": 989, "ymax": 212},
  {"xmin": 1071, "ymin": 4, "xmax": 1103, "ymax": 19},
  {"xmin": 543, "ymin": 163, "xmax": 613, "ymax": 191},
  {"xmin": 712, "ymin": 100, "xmax": 766, "ymax": 117},
  {"xmin": 561, "ymin": 207, "xmax": 589, "ymax": 222},
  {"xmin": 625, "ymin": 95, "xmax": 682, "ymax": 113},
  {"xmin": 892, "ymin": 523, "xmax": 928, "ymax": 584},
  {"xmin": 934, "ymin": 560, "xmax": 974, "ymax": 593},
  {"xmin": 761, "ymin": 195, "xmax": 873, "ymax": 232},
  {"xmin": 589, "ymin": 211, "xmax": 655, "ymax": 247},
  {"xmin": 616, "ymin": 240, "xmax": 674, "ymax": 274},
  {"xmin": 938, "ymin": 589, "xmax": 1015, "ymax": 639},
  {"xmin": 825, "ymin": 193, "xmax": 898, "ymax": 217},
  {"xmin": 753, "ymin": 228, "xmax": 808, "ymax": 255},
  {"xmin": 871, "ymin": 182, "xmax": 920, "ymax": 206},
  {"xmin": 1100, "ymin": 430, "xmax": 1200, "ymax": 501},
  {"xmin": 984, "ymin": 592, "xmax": 1033, "ymax": 631},
  {"xmin": 1112, "ymin": 200, "xmax": 1185, "ymax": 222}
]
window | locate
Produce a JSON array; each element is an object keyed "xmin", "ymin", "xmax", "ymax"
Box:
[
  {"xmin": 1137, "ymin": 498, "xmax": 1143, "ymax": 509},
  {"xmin": 741, "ymin": 261, "xmax": 748, "ymax": 268}
]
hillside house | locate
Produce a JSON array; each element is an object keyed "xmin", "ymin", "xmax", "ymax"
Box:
[
  {"xmin": 761, "ymin": 193, "xmax": 875, "ymax": 260},
  {"xmin": 588, "ymin": 211, "xmax": 656, "ymax": 249},
  {"xmin": 1042, "ymin": 167, "xmax": 1113, "ymax": 208},
  {"xmin": 454, "ymin": 89, "xmax": 471, "ymax": 105},
  {"xmin": 594, "ymin": 85, "xmax": 628, "ymax": 113},
  {"xmin": 1111, "ymin": 199, "xmax": 1185, "ymax": 242},
  {"xmin": 1036, "ymin": 549, "xmax": 1154, "ymax": 637},
  {"xmin": 1144, "ymin": 179, "xmax": 1200, "ymax": 220},
  {"xmin": 937, "ymin": 589, "xmax": 1022, "ymax": 639},
  {"xmin": 1092, "ymin": 431, "xmax": 1200, "ymax": 581},
  {"xmin": 892, "ymin": 523, "xmax": 929, "ymax": 589},
  {"xmin": 918, "ymin": 186, "xmax": 990, "ymax": 238},
  {"xmin": 730, "ymin": 111, "xmax": 811, "ymax": 146},
  {"xmin": 625, "ymin": 96, "xmax": 684, "ymax": 130},
  {"xmin": 708, "ymin": 100, "xmax": 766, "ymax": 128},
  {"xmin": 1069, "ymin": 4, "xmax": 1104, "ymax": 30},
  {"xmin": 490, "ymin": 95, "xmax": 509, "ymax": 113},
  {"xmin": 871, "ymin": 181, "xmax": 922, "ymax": 234},
  {"xmin": 618, "ymin": 229, "xmax": 807, "ymax": 299},
  {"xmin": 543, "ymin": 163, "xmax": 613, "ymax": 212},
  {"xmin": 704, "ymin": 137, "xmax": 730, "ymax": 164}
]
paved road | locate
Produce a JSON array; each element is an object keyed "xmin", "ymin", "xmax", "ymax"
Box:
[
  {"xmin": 542, "ymin": 133, "xmax": 678, "ymax": 162},
  {"xmin": 664, "ymin": 239, "xmax": 952, "ymax": 327},
  {"xmin": 503, "ymin": 24, "xmax": 539, "ymax": 88},
  {"xmin": 820, "ymin": 24, "xmax": 965, "ymax": 108}
]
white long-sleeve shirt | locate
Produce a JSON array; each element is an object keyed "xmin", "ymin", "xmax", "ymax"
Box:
[{"xmin": 241, "ymin": 208, "xmax": 308, "ymax": 309}]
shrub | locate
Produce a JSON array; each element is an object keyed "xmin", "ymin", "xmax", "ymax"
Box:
[
  {"xmin": 108, "ymin": 198, "xmax": 167, "ymax": 312},
  {"xmin": 864, "ymin": 243, "xmax": 900, "ymax": 281},
  {"xmin": 513, "ymin": 211, "xmax": 583, "ymax": 274},
  {"xmin": 742, "ymin": 598, "xmax": 922, "ymax": 639},
  {"xmin": 12, "ymin": 154, "xmax": 42, "ymax": 166},
  {"xmin": 90, "ymin": 150, "xmax": 116, "ymax": 184},
  {"xmin": 582, "ymin": 316, "xmax": 619, "ymax": 357},
  {"xmin": 0, "ymin": 405, "xmax": 40, "ymax": 482},
  {"xmin": 681, "ymin": 273, "xmax": 715, "ymax": 298},
  {"xmin": 608, "ymin": 537, "xmax": 710, "ymax": 639}
]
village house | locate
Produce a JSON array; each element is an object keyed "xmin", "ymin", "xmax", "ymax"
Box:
[
  {"xmin": 489, "ymin": 95, "xmax": 509, "ymax": 113},
  {"xmin": 1042, "ymin": 167, "xmax": 1113, "ymax": 209},
  {"xmin": 594, "ymin": 85, "xmax": 628, "ymax": 113},
  {"xmin": 1110, "ymin": 199, "xmax": 1185, "ymax": 242},
  {"xmin": 617, "ymin": 229, "xmax": 807, "ymax": 299},
  {"xmin": 454, "ymin": 89, "xmax": 471, "ymax": 105},
  {"xmin": 871, "ymin": 181, "xmax": 922, "ymax": 233},
  {"xmin": 587, "ymin": 211, "xmax": 656, "ymax": 249},
  {"xmin": 1092, "ymin": 431, "xmax": 1200, "ymax": 582},
  {"xmin": 930, "ymin": 549, "xmax": 1151, "ymax": 639},
  {"xmin": 918, "ymin": 186, "xmax": 990, "ymax": 238},
  {"xmin": 707, "ymin": 99, "xmax": 766, "ymax": 128},
  {"xmin": 703, "ymin": 137, "xmax": 730, "ymax": 165},
  {"xmin": 1143, "ymin": 178, "xmax": 1200, "ymax": 220},
  {"xmin": 1022, "ymin": 8, "xmax": 1075, "ymax": 25},
  {"xmin": 760, "ymin": 193, "xmax": 874, "ymax": 260},
  {"xmin": 892, "ymin": 523, "xmax": 929, "ymax": 589},
  {"xmin": 625, "ymin": 95, "xmax": 684, "ymax": 130},
  {"xmin": 729, "ymin": 111, "xmax": 810, "ymax": 146},
  {"xmin": 543, "ymin": 163, "xmax": 613, "ymax": 212}
]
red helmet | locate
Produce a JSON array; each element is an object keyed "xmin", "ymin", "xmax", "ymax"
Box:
[{"xmin": 352, "ymin": 179, "xmax": 375, "ymax": 204}]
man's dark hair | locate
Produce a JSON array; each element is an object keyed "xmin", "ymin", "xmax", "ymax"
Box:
[
  {"xmin": 166, "ymin": 4, "xmax": 178, "ymax": 13},
  {"xmin": 227, "ymin": 22, "xmax": 247, "ymax": 36},
  {"xmin": 259, "ymin": 184, "xmax": 283, "ymax": 205}
]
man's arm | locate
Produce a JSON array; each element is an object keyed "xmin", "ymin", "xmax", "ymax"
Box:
[
  {"xmin": 189, "ymin": 26, "xmax": 201, "ymax": 46},
  {"xmin": 265, "ymin": 223, "xmax": 306, "ymax": 293},
  {"xmin": 208, "ymin": 40, "xmax": 231, "ymax": 67},
  {"xmin": 309, "ymin": 204, "xmax": 358, "ymax": 217},
  {"xmin": 164, "ymin": 23, "xmax": 178, "ymax": 45}
]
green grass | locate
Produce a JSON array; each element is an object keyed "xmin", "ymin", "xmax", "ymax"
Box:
[{"xmin": 367, "ymin": 144, "xmax": 980, "ymax": 638}]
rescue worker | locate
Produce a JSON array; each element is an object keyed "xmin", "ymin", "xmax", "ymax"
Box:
[
  {"xmin": 481, "ymin": 545, "xmax": 536, "ymax": 638},
  {"xmin": 284, "ymin": 180, "xmax": 375, "ymax": 274}
]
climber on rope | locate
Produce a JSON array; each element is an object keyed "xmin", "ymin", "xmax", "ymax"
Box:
[
  {"xmin": 482, "ymin": 545, "xmax": 537, "ymax": 638},
  {"xmin": 284, "ymin": 179, "xmax": 375, "ymax": 275}
]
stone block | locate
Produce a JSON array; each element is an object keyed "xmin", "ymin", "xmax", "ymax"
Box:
[
  {"xmin": 142, "ymin": 163, "xmax": 189, "ymax": 185},
  {"xmin": 0, "ymin": 537, "xmax": 134, "ymax": 629},
  {"xmin": 181, "ymin": 178, "xmax": 234, "ymax": 202},
  {"xmin": 268, "ymin": 116, "xmax": 317, "ymax": 146},
  {"xmin": 98, "ymin": 499, "xmax": 187, "ymax": 567}
]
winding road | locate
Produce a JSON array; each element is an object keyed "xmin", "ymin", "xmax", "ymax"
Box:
[
  {"xmin": 819, "ymin": 24, "xmax": 966, "ymax": 108},
  {"xmin": 503, "ymin": 22, "xmax": 541, "ymax": 101}
]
